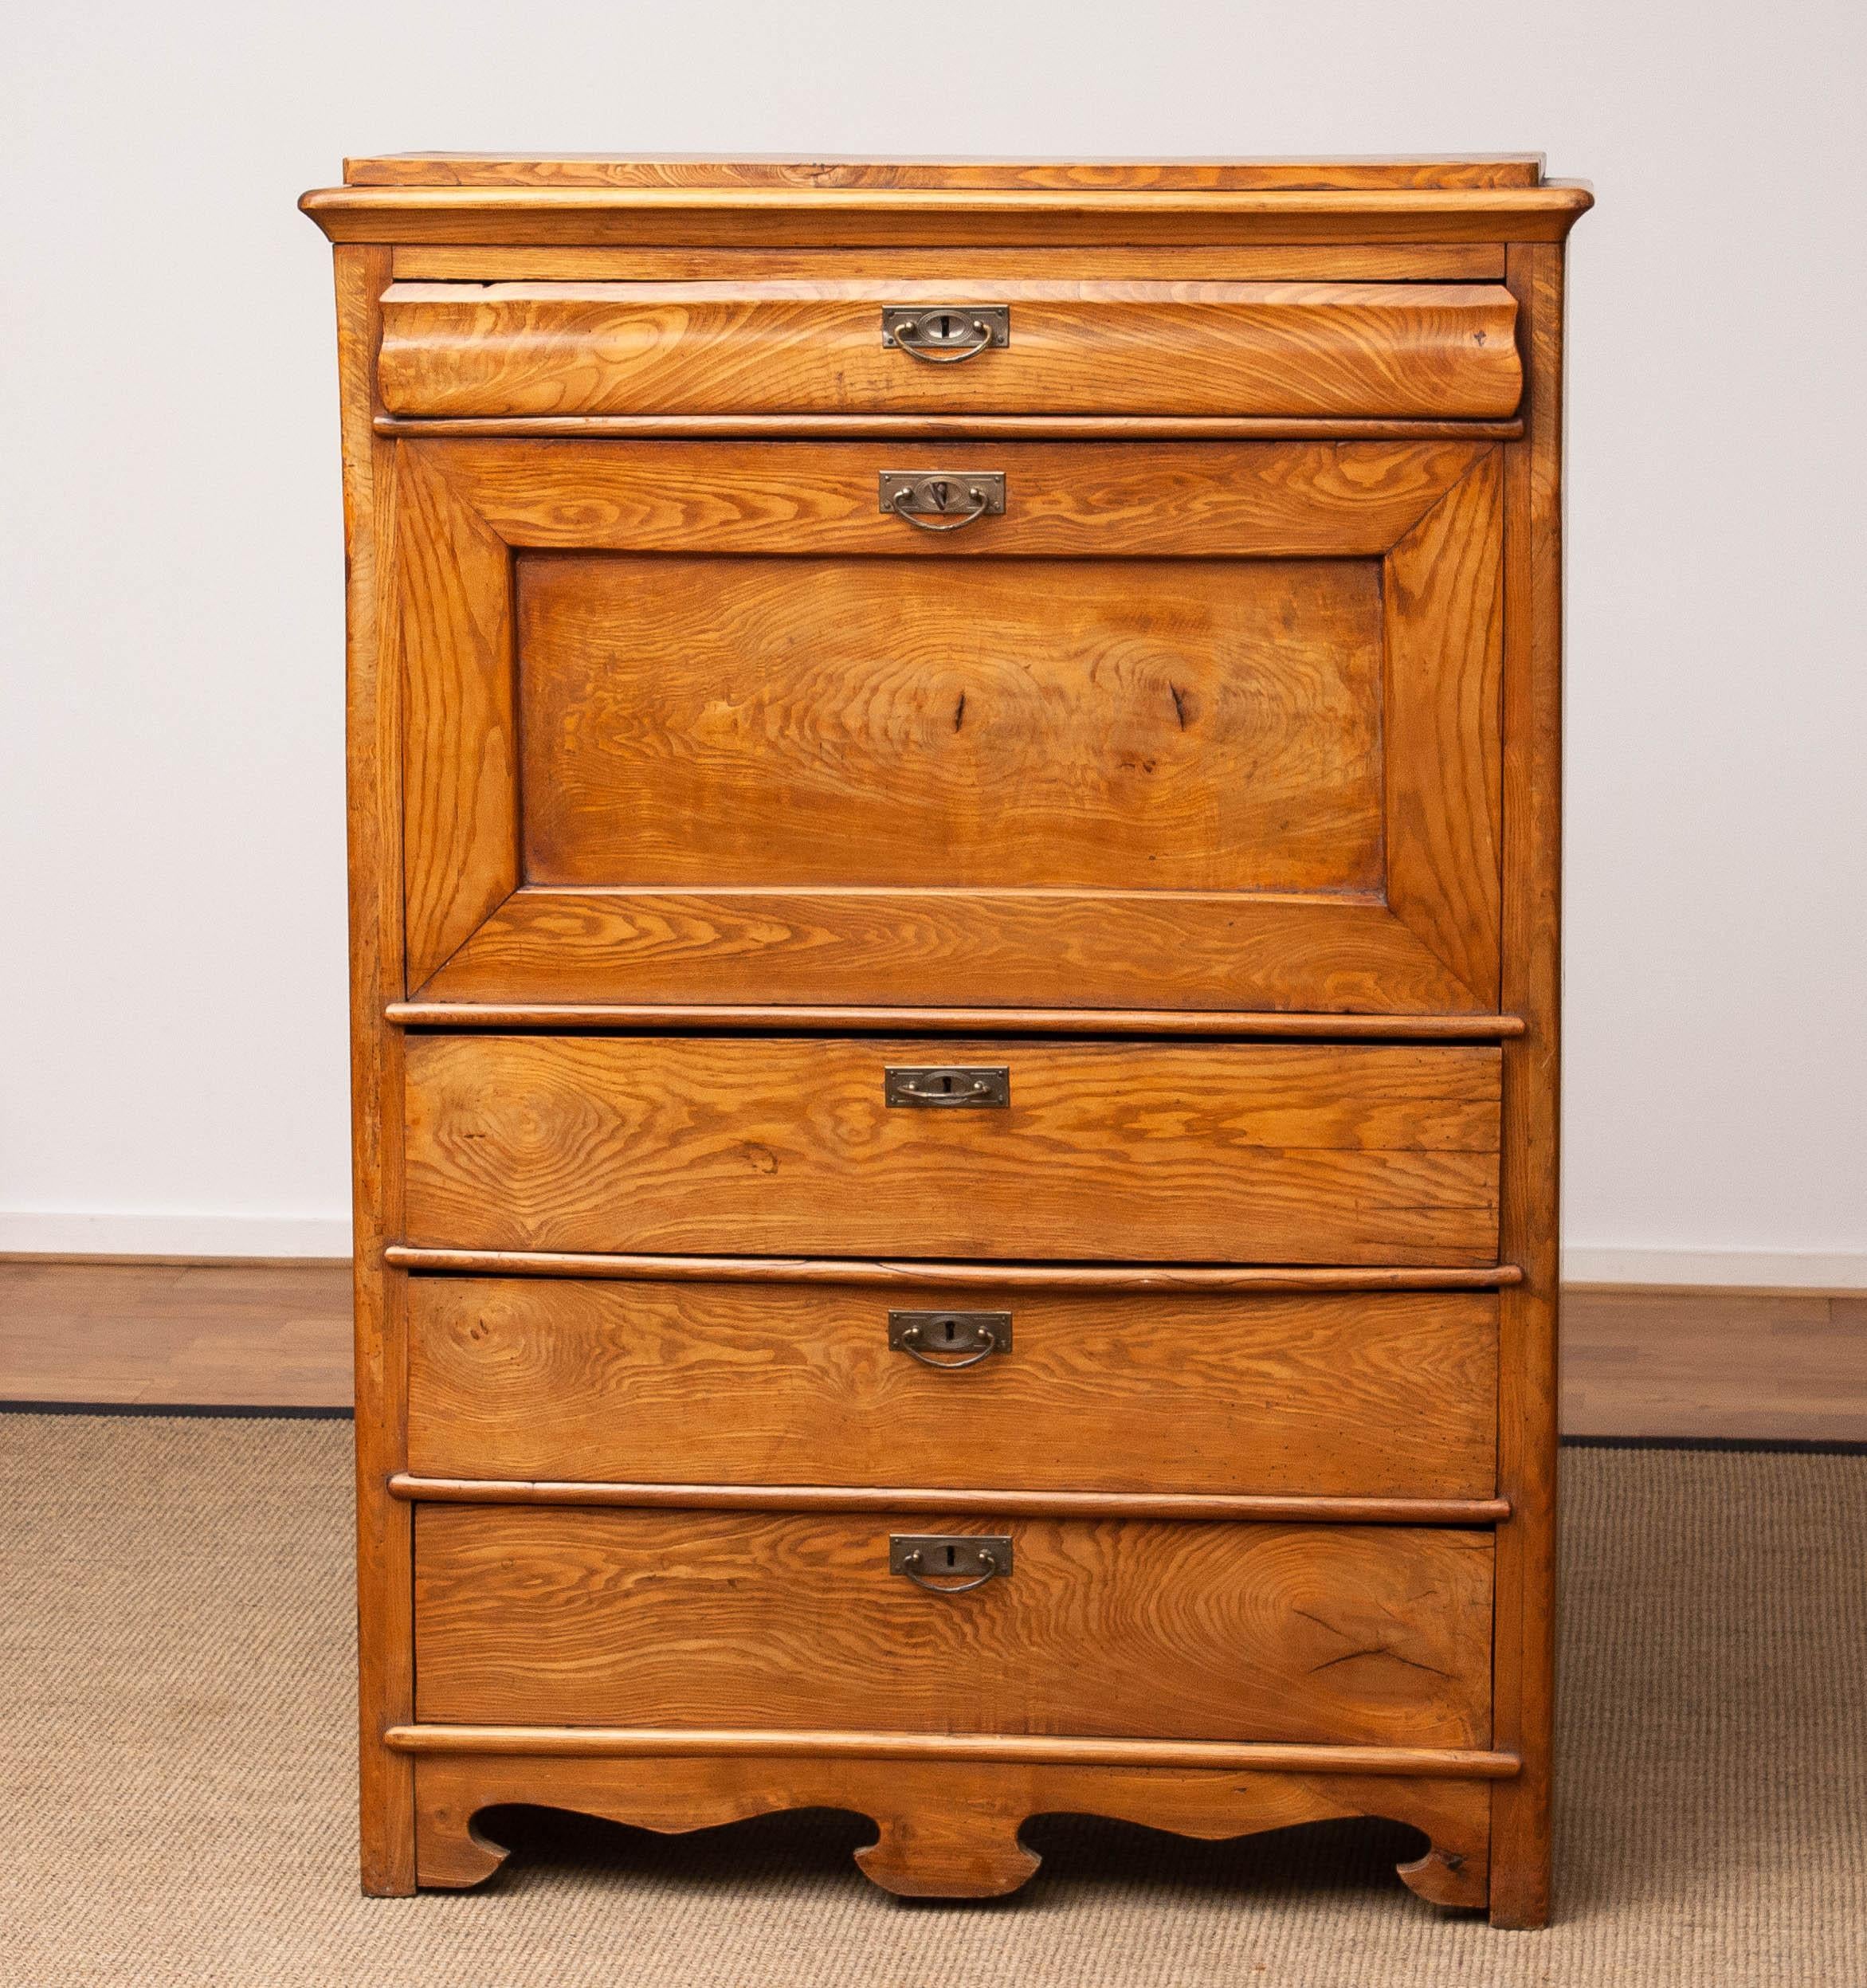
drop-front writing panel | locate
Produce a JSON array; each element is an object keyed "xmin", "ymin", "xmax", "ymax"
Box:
[{"xmin": 398, "ymin": 438, "xmax": 1502, "ymax": 1013}]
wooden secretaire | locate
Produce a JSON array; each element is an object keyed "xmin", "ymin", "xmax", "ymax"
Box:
[{"xmin": 302, "ymin": 154, "xmax": 1589, "ymax": 1927}]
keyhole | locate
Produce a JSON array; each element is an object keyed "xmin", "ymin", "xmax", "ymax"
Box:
[
  {"xmin": 945, "ymin": 1543, "xmax": 958, "ymax": 1569},
  {"xmin": 932, "ymin": 312, "xmax": 959, "ymax": 340},
  {"xmin": 928, "ymin": 480, "xmax": 953, "ymax": 512},
  {"xmin": 941, "ymin": 1319, "xmax": 958, "ymax": 1346}
]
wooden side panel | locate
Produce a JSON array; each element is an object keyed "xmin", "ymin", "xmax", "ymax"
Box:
[
  {"xmin": 1384, "ymin": 449, "xmax": 1504, "ymax": 1003},
  {"xmin": 396, "ymin": 453, "xmax": 516, "ymax": 986},
  {"xmin": 332, "ymin": 244, "xmax": 415, "ymax": 1894},
  {"xmin": 1489, "ymin": 243, "xmax": 1567, "ymax": 1931},
  {"xmin": 402, "ymin": 1036, "xmax": 1502, "ymax": 1264},
  {"xmin": 516, "ymin": 553, "xmax": 1385, "ymax": 894},
  {"xmin": 406, "ymin": 1279, "xmax": 1498, "ymax": 1496},
  {"xmin": 378, "ymin": 281, "xmax": 1522, "ymax": 421},
  {"xmin": 414, "ymin": 1508, "xmax": 1496, "ymax": 1748}
]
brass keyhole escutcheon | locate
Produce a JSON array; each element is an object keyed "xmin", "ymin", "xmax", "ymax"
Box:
[{"xmin": 888, "ymin": 1310, "xmax": 1012, "ymax": 1367}]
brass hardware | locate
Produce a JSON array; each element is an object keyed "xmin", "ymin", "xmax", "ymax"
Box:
[
  {"xmin": 878, "ymin": 470, "xmax": 1006, "ymax": 534},
  {"xmin": 889, "ymin": 1534, "xmax": 1013, "ymax": 1594},
  {"xmin": 881, "ymin": 304, "xmax": 1010, "ymax": 362},
  {"xmin": 884, "ymin": 1065, "xmax": 1010, "ymax": 1108},
  {"xmin": 888, "ymin": 1309, "xmax": 1012, "ymax": 1367}
]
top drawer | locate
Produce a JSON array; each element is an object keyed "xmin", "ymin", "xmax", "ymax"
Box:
[{"xmin": 376, "ymin": 280, "xmax": 1522, "ymax": 420}]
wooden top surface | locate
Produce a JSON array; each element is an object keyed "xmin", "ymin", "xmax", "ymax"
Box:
[
  {"xmin": 343, "ymin": 155, "xmax": 1547, "ymax": 192},
  {"xmin": 301, "ymin": 160, "xmax": 1590, "ymax": 247}
]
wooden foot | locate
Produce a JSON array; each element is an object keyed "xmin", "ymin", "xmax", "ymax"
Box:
[
  {"xmin": 854, "ymin": 1799, "xmax": 1041, "ymax": 1898},
  {"xmin": 1397, "ymin": 1837, "xmax": 1489, "ymax": 1911},
  {"xmin": 417, "ymin": 1788, "xmax": 515, "ymax": 1889}
]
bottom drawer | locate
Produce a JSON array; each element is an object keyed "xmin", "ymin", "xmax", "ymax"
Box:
[{"xmin": 413, "ymin": 1507, "xmax": 1494, "ymax": 1749}]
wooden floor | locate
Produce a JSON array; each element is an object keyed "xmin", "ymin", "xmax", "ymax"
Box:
[{"xmin": 1, "ymin": 1259, "xmax": 1861, "ymax": 1441}]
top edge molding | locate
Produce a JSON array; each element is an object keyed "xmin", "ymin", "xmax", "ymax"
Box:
[
  {"xmin": 300, "ymin": 179, "xmax": 1592, "ymax": 249},
  {"xmin": 343, "ymin": 154, "xmax": 1548, "ymax": 192}
]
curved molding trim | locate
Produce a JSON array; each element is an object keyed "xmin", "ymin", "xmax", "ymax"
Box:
[
  {"xmin": 383, "ymin": 1245, "xmax": 1522, "ymax": 1292},
  {"xmin": 387, "ymin": 1473, "xmax": 1510, "ymax": 1527},
  {"xmin": 386, "ymin": 1723, "xmax": 1520, "ymax": 1777}
]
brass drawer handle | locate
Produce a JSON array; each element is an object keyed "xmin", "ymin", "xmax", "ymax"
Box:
[
  {"xmin": 889, "ymin": 1534, "xmax": 1012, "ymax": 1594},
  {"xmin": 881, "ymin": 304, "xmax": 1010, "ymax": 363},
  {"xmin": 888, "ymin": 1309, "xmax": 1012, "ymax": 1368},
  {"xmin": 884, "ymin": 1065, "xmax": 1010, "ymax": 1108},
  {"xmin": 879, "ymin": 470, "xmax": 1006, "ymax": 534}
]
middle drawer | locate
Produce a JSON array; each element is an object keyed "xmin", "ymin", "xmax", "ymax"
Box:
[
  {"xmin": 406, "ymin": 1275, "xmax": 1499, "ymax": 1496},
  {"xmin": 402, "ymin": 1034, "xmax": 1503, "ymax": 1265}
]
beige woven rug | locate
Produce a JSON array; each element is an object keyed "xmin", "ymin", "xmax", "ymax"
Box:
[{"xmin": 4, "ymin": 1414, "xmax": 1862, "ymax": 1986}]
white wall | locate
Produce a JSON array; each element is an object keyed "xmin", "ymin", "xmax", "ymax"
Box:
[{"xmin": 4, "ymin": 2, "xmax": 1864, "ymax": 1282}]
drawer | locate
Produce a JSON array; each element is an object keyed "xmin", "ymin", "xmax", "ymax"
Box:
[
  {"xmin": 406, "ymin": 1276, "xmax": 1498, "ymax": 1498},
  {"xmin": 402, "ymin": 1035, "xmax": 1501, "ymax": 1264},
  {"xmin": 397, "ymin": 437, "xmax": 1505, "ymax": 1012},
  {"xmin": 413, "ymin": 1506, "xmax": 1494, "ymax": 1747},
  {"xmin": 378, "ymin": 279, "xmax": 1522, "ymax": 420}
]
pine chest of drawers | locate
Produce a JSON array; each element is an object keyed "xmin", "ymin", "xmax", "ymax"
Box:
[{"xmin": 303, "ymin": 153, "xmax": 1589, "ymax": 1927}]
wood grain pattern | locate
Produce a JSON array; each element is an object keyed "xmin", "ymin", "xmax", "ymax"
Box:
[
  {"xmin": 378, "ymin": 280, "xmax": 1521, "ymax": 421},
  {"xmin": 402, "ymin": 1035, "xmax": 1503, "ymax": 1264},
  {"xmin": 516, "ymin": 553, "xmax": 1384, "ymax": 894},
  {"xmin": 331, "ymin": 243, "xmax": 416, "ymax": 1894},
  {"xmin": 394, "ymin": 449, "xmax": 515, "ymax": 986},
  {"xmin": 391, "ymin": 244, "xmax": 1513, "ymax": 284},
  {"xmin": 299, "ymin": 183, "xmax": 1594, "ymax": 250},
  {"xmin": 1384, "ymin": 447, "xmax": 1504, "ymax": 1002},
  {"xmin": 422, "ymin": 436, "xmax": 1485, "ymax": 557},
  {"xmin": 409, "ymin": 1751, "xmax": 1492, "ymax": 1904},
  {"xmin": 420, "ymin": 891, "xmax": 1484, "ymax": 1014},
  {"xmin": 353, "ymin": 155, "xmax": 1545, "ymax": 192},
  {"xmin": 414, "ymin": 1507, "xmax": 1494, "ymax": 1748},
  {"xmin": 405, "ymin": 1277, "xmax": 1496, "ymax": 1496},
  {"xmin": 1487, "ymin": 241, "xmax": 1567, "ymax": 1931},
  {"xmin": 395, "ymin": 438, "xmax": 1501, "ymax": 1012}
]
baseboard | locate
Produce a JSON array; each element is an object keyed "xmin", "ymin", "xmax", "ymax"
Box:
[
  {"xmin": 2, "ymin": 1217, "xmax": 1863, "ymax": 1289},
  {"xmin": 0, "ymin": 1212, "xmax": 354, "ymax": 1258},
  {"xmin": 1561, "ymin": 1247, "xmax": 1867, "ymax": 1291}
]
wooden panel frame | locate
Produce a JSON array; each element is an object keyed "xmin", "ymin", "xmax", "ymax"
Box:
[{"xmin": 393, "ymin": 438, "xmax": 1504, "ymax": 1012}]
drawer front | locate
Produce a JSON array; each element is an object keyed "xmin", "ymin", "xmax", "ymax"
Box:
[
  {"xmin": 402, "ymin": 1036, "xmax": 1502, "ymax": 1265},
  {"xmin": 414, "ymin": 1507, "xmax": 1494, "ymax": 1747},
  {"xmin": 397, "ymin": 437, "xmax": 1503, "ymax": 1014},
  {"xmin": 378, "ymin": 279, "xmax": 1522, "ymax": 420},
  {"xmin": 406, "ymin": 1276, "xmax": 1499, "ymax": 1496}
]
